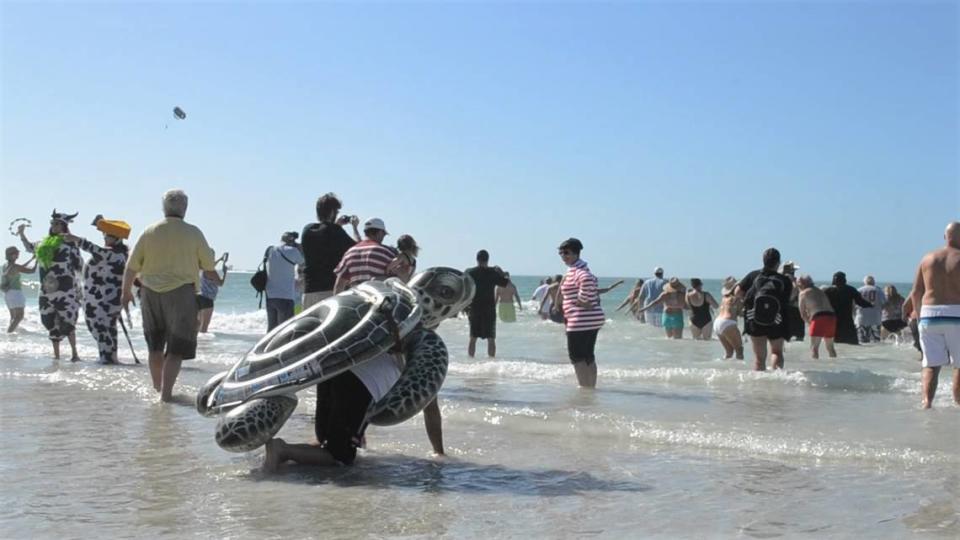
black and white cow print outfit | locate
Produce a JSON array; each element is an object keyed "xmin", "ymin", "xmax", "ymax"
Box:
[
  {"xmin": 28, "ymin": 240, "xmax": 83, "ymax": 342},
  {"xmin": 77, "ymin": 239, "xmax": 128, "ymax": 364}
]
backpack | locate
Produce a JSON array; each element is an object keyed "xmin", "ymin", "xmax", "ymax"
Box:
[
  {"xmin": 745, "ymin": 273, "xmax": 784, "ymax": 326},
  {"xmin": 250, "ymin": 247, "xmax": 271, "ymax": 308}
]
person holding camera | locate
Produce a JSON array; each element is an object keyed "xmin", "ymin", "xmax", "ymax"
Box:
[
  {"xmin": 264, "ymin": 231, "xmax": 305, "ymax": 331},
  {"xmin": 300, "ymin": 193, "xmax": 361, "ymax": 309}
]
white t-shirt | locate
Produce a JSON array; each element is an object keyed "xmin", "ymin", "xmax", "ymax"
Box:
[
  {"xmin": 350, "ymin": 353, "xmax": 402, "ymax": 401},
  {"xmin": 532, "ymin": 283, "xmax": 549, "ymax": 303},
  {"xmin": 265, "ymin": 244, "xmax": 305, "ymax": 300}
]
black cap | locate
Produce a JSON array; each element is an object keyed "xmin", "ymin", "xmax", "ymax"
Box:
[
  {"xmin": 283, "ymin": 231, "xmax": 299, "ymax": 240},
  {"xmin": 558, "ymin": 238, "xmax": 583, "ymax": 253}
]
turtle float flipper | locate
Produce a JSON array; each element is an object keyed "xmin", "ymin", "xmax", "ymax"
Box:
[
  {"xmin": 215, "ymin": 395, "xmax": 298, "ymax": 452},
  {"xmin": 366, "ymin": 328, "xmax": 448, "ymax": 426}
]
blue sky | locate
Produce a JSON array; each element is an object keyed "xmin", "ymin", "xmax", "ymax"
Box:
[{"xmin": 1, "ymin": 2, "xmax": 956, "ymax": 282}]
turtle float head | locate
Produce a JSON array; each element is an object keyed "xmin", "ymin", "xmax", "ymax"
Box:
[{"xmin": 408, "ymin": 267, "xmax": 475, "ymax": 330}]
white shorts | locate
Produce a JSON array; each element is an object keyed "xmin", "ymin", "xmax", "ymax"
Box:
[
  {"xmin": 919, "ymin": 305, "xmax": 960, "ymax": 368},
  {"xmin": 713, "ymin": 318, "xmax": 739, "ymax": 338},
  {"xmin": 4, "ymin": 289, "xmax": 25, "ymax": 310}
]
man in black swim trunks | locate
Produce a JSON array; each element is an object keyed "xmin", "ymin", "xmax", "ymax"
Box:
[
  {"xmin": 736, "ymin": 248, "xmax": 793, "ymax": 371},
  {"xmin": 465, "ymin": 250, "xmax": 509, "ymax": 358}
]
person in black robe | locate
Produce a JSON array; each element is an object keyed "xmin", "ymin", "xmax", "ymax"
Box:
[{"xmin": 823, "ymin": 271, "xmax": 873, "ymax": 345}]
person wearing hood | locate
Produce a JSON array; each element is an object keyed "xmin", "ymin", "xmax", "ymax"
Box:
[
  {"xmin": 62, "ymin": 215, "xmax": 131, "ymax": 364},
  {"xmin": 824, "ymin": 271, "xmax": 873, "ymax": 346},
  {"xmin": 17, "ymin": 210, "xmax": 84, "ymax": 360}
]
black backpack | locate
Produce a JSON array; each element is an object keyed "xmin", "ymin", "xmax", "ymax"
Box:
[
  {"xmin": 250, "ymin": 247, "xmax": 271, "ymax": 308},
  {"xmin": 746, "ymin": 273, "xmax": 784, "ymax": 326}
]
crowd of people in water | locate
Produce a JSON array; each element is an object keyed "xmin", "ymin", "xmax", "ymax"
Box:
[{"xmin": 2, "ymin": 189, "xmax": 958, "ymax": 468}]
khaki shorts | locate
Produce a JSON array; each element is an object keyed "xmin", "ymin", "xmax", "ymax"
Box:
[
  {"xmin": 142, "ymin": 284, "xmax": 198, "ymax": 359},
  {"xmin": 303, "ymin": 290, "xmax": 333, "ymax": 309}
]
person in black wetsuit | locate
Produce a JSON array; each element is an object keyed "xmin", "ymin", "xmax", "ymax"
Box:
[
  {"xmin": 823, "ymin": 271, "xmax": 873, "ymax": 346},
  {"xmin": 465, "ymin": 250, "xmax": 509, "ymax": 358}
]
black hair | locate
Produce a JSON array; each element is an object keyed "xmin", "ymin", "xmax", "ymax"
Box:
[
  {"xmin": 558, "ymin": 238, "xmax": 583, "ymax": 254},
  {"xmin": 690, "ymin": 278, "xmax": 702, "ymax": 289},
  {"xmin": 762, "ymin": 247, "xmax": 781, "ymax": 270},
  {"xmin": 316, "ymin": 193, "xmax": 342, "ymax": 221},
  {"xmin": 832, "ymin": 271, "xmax": 847, "ymax": 286},
  {"xmin": 476, "ymin": 250, "xmax": 489, "ymax": 263},
  {"xmin": 398, "ymin": 234, "xmax": 418, "ymax": 252}
]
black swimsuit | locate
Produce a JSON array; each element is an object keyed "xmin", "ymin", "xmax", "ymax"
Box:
[{"xmin": 690, "ymin": 295, "xmax": 713, "ymax": 329}]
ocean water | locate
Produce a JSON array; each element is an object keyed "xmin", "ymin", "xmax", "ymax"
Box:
[{"xmin": 2, "ymin": 274, "xmax": 957, "ymax": 539}]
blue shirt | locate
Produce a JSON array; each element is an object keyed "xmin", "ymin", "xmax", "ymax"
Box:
[
  {"xmin": 265, "ymin": 244, "xmax": 305, "ymax": 300},
  {"xmin": 640, "ymin": 277, "xmax": 666, "ymax": 310}
]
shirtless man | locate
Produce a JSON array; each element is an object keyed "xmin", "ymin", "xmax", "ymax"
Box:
[
  {"xmin": 495, "ymin": 272, "xmax": 523, "ymax": 323},
  {"xmin": 797, "ymin": 275, "xmax": 837, "ymax": 359},
  {"xmin": 910, "ymin": 221, "xmax": 960, "ymax": 409}
]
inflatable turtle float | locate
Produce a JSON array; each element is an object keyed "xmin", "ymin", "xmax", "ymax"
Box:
[{"xmin": 196, "ymin": 267, "xmax": 475, "ymax": 452}]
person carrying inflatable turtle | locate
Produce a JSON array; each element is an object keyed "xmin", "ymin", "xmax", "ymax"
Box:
[
  {"xmin": 17, "ymin": 211, "xmax": 84, "ymax": 360},
  {"xmin": 61, "ymin": 215, "xmax": 131, "ymax": 364}
]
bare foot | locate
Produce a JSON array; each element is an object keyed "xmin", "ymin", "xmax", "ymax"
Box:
[{"xmin": 262, "ymin": 438, "xmax": 285, "ymax": 473}]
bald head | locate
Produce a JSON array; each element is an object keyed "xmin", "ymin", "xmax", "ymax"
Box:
[{"xmin": 947, "ymin": 221, "xmax": 960, "ymax": 248}]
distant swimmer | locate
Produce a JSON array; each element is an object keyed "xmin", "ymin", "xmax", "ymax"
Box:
[
  {"xmin": 824, "ymin": 272, "xmax": 873, "ymax": 346},
  {"xmin": 636, "ymin": 277, "xmax": 687, "ymax": 339},
  {"xmin": 2, "ymin": 246, "xmax": 36, "ymax": 333},
  {"xmin": 797, "ymin": 275, "xmax": 837, "ymax": 359},
  {"xmin": 541, "ymin": 274, "xmax": 564, "ymax": 323},
  {"xmin": 910, "ymin": 221, "xmax": 960, "ymax": 409},
  {"xmin": 856, "ymin": 276, "xmax": 886, "ymax": 343},
  {"xmin": 736, "ymin": 248, "xmax": 793, "ymax": 371},
  {"xmin": 637, "ymin": 268, "xmax": 667, "ymax": 327},
  {"xmin": 713, "ymin": 277, "xmax": 744, "ymax": 359},
  {"xmin": 880, "ymin": 285, "xmax": 907, "ymax": 343},
  {"xmin": 495, "ymin": 272, "xmax": 523, "ymax": 323},
  {"xmin": 532, "ymin": 277, "xmax": 552, "ymax": 320},
  {"xmin": 615, "ymin": 279, "xmax": 645, "ymax": 320},
  {"xmin": 782, "ymin": 262, "xmax": 805, "ymax": 342},
  {"xmin": 686, "ymin": 278, "xmax": 718, "ymax": 340}
]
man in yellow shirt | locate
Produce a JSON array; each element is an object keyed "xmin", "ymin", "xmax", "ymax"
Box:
[{"xmin": 122, "ymin": 189, "xmax": 218, "ymax": 402}]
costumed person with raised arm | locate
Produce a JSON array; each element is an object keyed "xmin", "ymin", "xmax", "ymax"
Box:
[
  {"xmin": 62, "ymin": 215, "xmax": 131, "ymax": 364},
  {"xmin": 17, "ymin": 211, "xmax": 84, "ymax": 360}
]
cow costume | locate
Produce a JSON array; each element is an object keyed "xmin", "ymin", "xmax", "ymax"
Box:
[
  {"xmin": 75, "ymin": 216, "xmax": 129, "ymax": 364},
  {"xmin": 22, "ymin": 211, "xmax": 83, "ymax": 345}
]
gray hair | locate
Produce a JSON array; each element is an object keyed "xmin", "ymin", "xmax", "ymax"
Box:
[
  {"xmin": 162, "ymin": 189, "xmax": 188, "ymax": 218},
  {"xmin": 864, "ymin": 275, "xmax": 875, "ymax": 286},
  {"xmin": 797, "ymin": 274, "xmax": 814, "ymax": 288}
]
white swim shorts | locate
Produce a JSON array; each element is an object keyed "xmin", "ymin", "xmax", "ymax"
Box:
[
  {"xmin": 4, "ymin": 289, "xmax": 25, "ymax": 310},
  {"xmin": 919, "ymin": 305, "xmax": 960, "ymax": 368}
]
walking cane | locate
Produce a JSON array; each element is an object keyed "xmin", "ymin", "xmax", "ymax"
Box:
[{"xmin": 120, "ymin": 307, "xmax": 141, "ymax": 364}]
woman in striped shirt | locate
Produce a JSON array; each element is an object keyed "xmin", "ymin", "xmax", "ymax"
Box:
[{"xmin": 558, "ymin": 238, "xmax": 604, "ymax": 388}]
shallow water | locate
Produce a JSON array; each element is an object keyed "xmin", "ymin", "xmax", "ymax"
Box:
[{"xmin": 2, "ymin": 275, "xmax": 958, "ymax": 538}]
